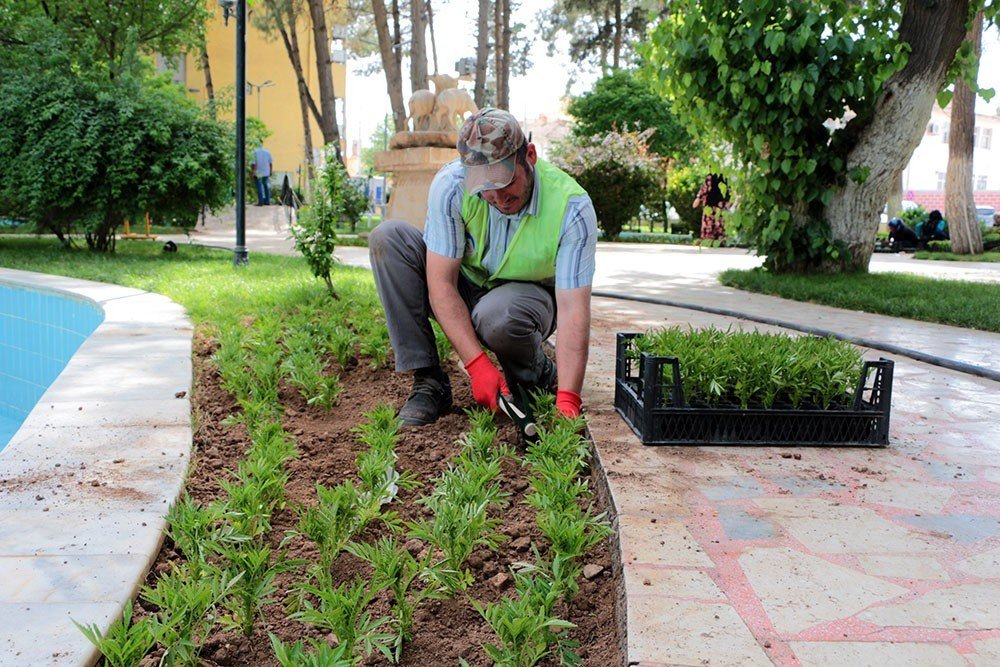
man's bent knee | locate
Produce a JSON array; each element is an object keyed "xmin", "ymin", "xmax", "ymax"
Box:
[{"xmin": 368, "ymin": 219, "xmax": 419, "ymax": 263}]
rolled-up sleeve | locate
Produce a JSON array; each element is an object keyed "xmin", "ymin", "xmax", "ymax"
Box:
[
  {"xmin": 555, "ymin": 194, "xmax": 598, "ymax": 289},
  {"xmin": 423, "ymin": 161, "xmax": 466, "ymax": 259}
]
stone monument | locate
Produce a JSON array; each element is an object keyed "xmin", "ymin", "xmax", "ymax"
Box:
[{"xmin": 374, "ymin": 74, "xmax": 478, "ymax": 228}]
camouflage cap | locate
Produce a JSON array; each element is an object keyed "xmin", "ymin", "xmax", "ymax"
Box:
[{"xmin": 457, "ymin": 108, "xmax": 526, "ymax": 194}]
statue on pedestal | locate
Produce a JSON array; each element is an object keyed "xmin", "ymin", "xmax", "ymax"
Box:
[{"xmin": 390, "ymin": 74, "xmax": 479, "ymax": 150}]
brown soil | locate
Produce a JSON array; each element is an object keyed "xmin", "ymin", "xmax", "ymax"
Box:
[{"xmin": 137, "ymin": 332, "xmax": 623, "ymax": 667}]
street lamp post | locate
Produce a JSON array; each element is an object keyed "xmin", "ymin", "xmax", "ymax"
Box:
[
  {"xmin": 247, "ymin": 80, "xmax": 274, "ymax": 118},
  {"xmin": 219, "ymin": 0, "xmax": 249, "ymax": 267}
]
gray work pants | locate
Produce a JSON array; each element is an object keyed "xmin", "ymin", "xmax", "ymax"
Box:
[{"xmin": 368, "ymin": 219, "xmax": 555, "ymax": 386}]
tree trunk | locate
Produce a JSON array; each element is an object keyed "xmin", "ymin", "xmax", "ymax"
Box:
[
  {"xmin": 887, "ymin": 171, "xmax": 903, "ymax": 219},
  {"xmin": 474, "ymin": 0, "xmax": 490, "ymax": 108},
  {"xmin": 200, "ymin": 45, "xmax": 215, "ymax": 108},
  {"xmin": 612, "ymin": 0, "xmax": 621, "ymax": 70},
  {"xmin": 427, "ymin": 0, "xmax": 438, "ymax": 73},
  {"xmin": 501, "ymin": 0, "xmax": 510, "ymax": 108},
  {"xmin": 306, "ymin": 0, "xmax": 342, "ymax": 159},
  {"xmin": 409, "ymin": 0, "xmax": 427, "ymax": 91},
  {"xmin": 494, "ymin": 0, "xmax": 505, "ymax": 109},
  {"xmin": 265, "ymin": 0, "xmax": 318, "ymax": 177},
  {"xmin": 823, "ymin": 0, "xmax": 970, "ymax": 272},
  {"xmin": 945, "ymin": 11, "xmax": 984, "ymax": 255},
  {"xmin": 372, "ymin": 0, "xmax": 408, "ymax": 131},
  {"xmin": 391, "ymin": 0, "xmax": 402, "ymax": 69}
]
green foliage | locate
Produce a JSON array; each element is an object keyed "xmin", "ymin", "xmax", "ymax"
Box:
[
  {"xmin": 636, "ymin": 326, "xmax": 865, "ymax": 409},
  {"xmin": 75, "ymin": 600, "xmax": 160, "ymax": 667},
  {"xmin": 664, "ymin": 165, "xmax": 705, "ymax": 235},
  {"xmin": 290, "ymin": 148, "xmax": 367, "ymax": 296},
  {"xmin": 720, "ymin": 267, "xmax": 1000, "ymax": 333},
  {"xmin": 0, "ymin": 62, "xmax": 231, "ymax": 251},
  {"xmin": 900, "ymin": 205, "xmax": 927, "ymax": 229},
  {"xmin": 292, "ymin": 578, "xmax": 394, "ymax": 663},
  {"xmin": 165, "ymin": 496, "xmax": 241, "ymax": 580},
  {"xmin": 471, "ymin": 565, "xmax": 578, "ymax": 667},
  {"xmin": 360, "ymin": 114, "xmax": 394, "ymax": 174},
  {"xmin": 218, "ymin": 541, "xmax": 291, "ymax": 636},
  {"xmin": 568, "ymin": 69, "xmax": 696, "ymax": 160},
  {"xmin": 550, "ymin": 129, "xmax": 663, "ymax": 240},
  {"xmin": 641, "ymin": 1, "xmax": 906, "ymax": 272},
  {"xmin": 270, "ymin": 634, "xmax": 354, "ymax": 667}
]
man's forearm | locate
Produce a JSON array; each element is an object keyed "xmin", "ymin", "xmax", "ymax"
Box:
[
  {"xmin": 555, "ymin": 299, "xmax": 591, "ymax": 395},
  {"xmin": 428, "ymin": 284, "xmax": 483, "ymax": 365}
]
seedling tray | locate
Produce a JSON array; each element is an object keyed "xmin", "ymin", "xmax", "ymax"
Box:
[{"xmin": 614, "ymin": 333, "xmax": 893, "ymax": 447}]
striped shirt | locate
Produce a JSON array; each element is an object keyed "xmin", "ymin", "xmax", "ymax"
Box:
[{"xmin": 424, "ymin": 159, "xmax": 598, "ymax": 290}]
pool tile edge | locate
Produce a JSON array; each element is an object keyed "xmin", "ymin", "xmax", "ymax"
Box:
[{"xmin": 0, "ymin": 269, "xmax": 192, "ymax": 667}]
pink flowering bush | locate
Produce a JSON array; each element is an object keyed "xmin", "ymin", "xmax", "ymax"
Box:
[{"xmin": 550, "ymin": 129, "xmax": 663, "ymax": 240}]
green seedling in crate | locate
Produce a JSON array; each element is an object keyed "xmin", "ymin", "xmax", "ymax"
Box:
[
  {"xmin": 270, "ymin": 634, "xmax": 353, "ymax": 667},
  {"xmin": 219, "ymin": 541, "xmax": 293, "ymax": 636},
  {"xmin": 292, "ymin": 578, "xmax": 394, "ymax": 664},
  {"xmin": 75, "ymin": 600, "xmax": 161, "ymax": 667}
]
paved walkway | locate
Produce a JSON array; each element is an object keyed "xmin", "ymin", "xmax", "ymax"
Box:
[{"xmin": 167, "ymin": 210, "xmax": 1000, "ymax": 666}]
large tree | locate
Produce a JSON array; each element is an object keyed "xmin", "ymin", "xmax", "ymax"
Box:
[
  {"xmin": 306, "ymin": 0, "xmax": 344, "ymax": 158},
  {"xmin": 644, "ymin": 0, "xmax": 982, "ymax": 273},
  {"xmin": 540, "ymin": 0, "xmax": 660, "ymax": 77},
  {"xmin": 371, "ymin": 0, "xmax": 407, "ymax": 131},
  {"xmin": 567, "ymin": 69, "xmax": 695, "ymax": 160},
  {"xmin": 945, "ymin": 11, "xmax": 986, "ymax": 255}
]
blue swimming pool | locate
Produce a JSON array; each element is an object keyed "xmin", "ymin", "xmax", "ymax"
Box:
[{"xmin": 0, "ymin": 282, "xmax": 105, "ymax": 451}]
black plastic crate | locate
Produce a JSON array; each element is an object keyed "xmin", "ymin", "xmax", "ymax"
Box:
[{"xmin": 614, "ymin": 333, "xmax": 893, "ymax": 447}]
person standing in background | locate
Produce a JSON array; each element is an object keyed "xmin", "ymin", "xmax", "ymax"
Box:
[
  {"xmin": 251, "ymin": 143, "xmax": 273, "ymax": 206},
  {"xmin": 693, "ymin": 173, "xmax": 729, "ymax": 243}
]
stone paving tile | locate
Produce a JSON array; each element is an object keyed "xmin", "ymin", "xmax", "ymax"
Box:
[
  {"xmin": 4, "ymin": 423, "xmax": 192, "ymax": 465},
  {"xmin": 0, "ymin": 554, "xmax": 148, "ymax": 603},
  {"xmin": 854, "ymin": 554, "xmax": 950, "ymax": 581},
  {"xmin": 627, "ymin": 595, "xmax": 772, "ymax": 667},
  {"xmin": 739, "ymin": 547, "xmax": 908, "ymax": 634},
  {"xmin": 858, "ymin": 583, "xmax": 1000, "ymax": 630},
  {"xmin": 970, "ymin": 638, "xmax": 1000, "ymax": 667},
  {"xmin": 790, "ymin": 640, "xmax": 966, "ymax": 666},
  {"xmin": 753, "ymin": 497, "xmax": 944, "ymax": 554},
  {"xmin": 716, "ymin": 506, "xmax": 778, "ymax": 541},
  {"xmin": 857, "ymin": 480, "xmax": 954, "ymax": 513},
  {"xmin": 699, "ymin": 476, "xmax": 765, "ymax": 501},
  {"xmin": 0, "ymin": 601, "xmax": 115, "ymax": 667},
  {"xmin": 618, "ymin": 515, "xmax": 714, "ymax": 567},
  {"xmin": 623, "ymin": 562, "xmax": 725, "ymax": 599},
  {"xmin": 765, "ymin": 473, "xmax": 846, "ymax": 495},
  {"xmin": 604, "ymin": 466, "xmax": 691, "ymax": 519},
  {"xmin": 955, "ymin": 547, "xmax": 1000, "ymax": 579},
  {"xmin": 899, "ymin": 513, "xmax": 1000, "ymax": 543},
  {"xmin": 0, "ymin": 508, "xmax": 165, "ymax": 557}
]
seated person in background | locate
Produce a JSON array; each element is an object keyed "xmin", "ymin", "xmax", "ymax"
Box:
[
  {"xmin": 887, "ymin": 218, "xmax": 919, "ymax": 251},
  {"xmin": 920, "ymin": 209, "xmax": 950, "ymax": 243}
]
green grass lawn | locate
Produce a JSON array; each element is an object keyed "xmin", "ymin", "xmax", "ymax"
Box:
[
  {"xmin": 914, "ymin": 250, "xmax": 1000, "ymax": 262},
  {"xmin": 719, "ymin": 268, "xmax": 1000, "ymax": 333},
  {"xmin": 0, "ymin": 236, "xmax": 374, "ymax": 327}
]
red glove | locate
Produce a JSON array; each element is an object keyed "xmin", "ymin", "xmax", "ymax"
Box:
[
  {"xmin": 465, "ymin": 352, "xmax": 509, "ymax": 411},
  {"xmin": 556, "ymin": 389, "xmax": 582, "ymax": 418}
]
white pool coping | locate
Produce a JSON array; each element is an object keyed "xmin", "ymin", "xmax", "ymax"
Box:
[{"xmin": 0, "ymin": 268, "xmax": 192, "ymax": 667}]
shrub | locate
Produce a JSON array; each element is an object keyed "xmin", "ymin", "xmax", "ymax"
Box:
[
  {"xmin": 550, "ymin": 129, "xmax": 663, "ymax": 241},
  {"xmin": 290, "ymin": 149, "xmax": 368, "ymax": 297},
  {"xmin": 0, "ymin": 64, "xmax": 231, "ymax": 252},
  {"xmin": 664, "ymin": 165, "xmax": 705, "ymax": 235}
]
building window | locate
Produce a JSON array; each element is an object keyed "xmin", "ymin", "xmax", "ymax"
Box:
[
  {"xmin": 975, "ymin": 127, "xmax": 992, "ymax": 150},
  {"xmin": 927, "ymin": 121, "xmax": 939, "ymax": 136},
  {"xmin": 942, "ymin": 122, "xmax": 950, "ymax": 143},
  {"xmin": 936, "ymin": 172, "xmax": 947, "ymax": 191},
  {"xmin": 975, "ymin": 175, "xmax": 988, "ymax": 191}
]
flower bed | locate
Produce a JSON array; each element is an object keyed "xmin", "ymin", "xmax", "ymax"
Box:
[
  {"xmin": 79, "ymin": 285, "xmax": 621, "ymax": 667},
  {"xmin": 615, "ymin": 329, "xmax": 893, "ymax": 447}
]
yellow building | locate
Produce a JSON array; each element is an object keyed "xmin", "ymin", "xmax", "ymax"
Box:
[{"xmin": 169, "ymin": 4, "xmax": 347, "ymax": 185}]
